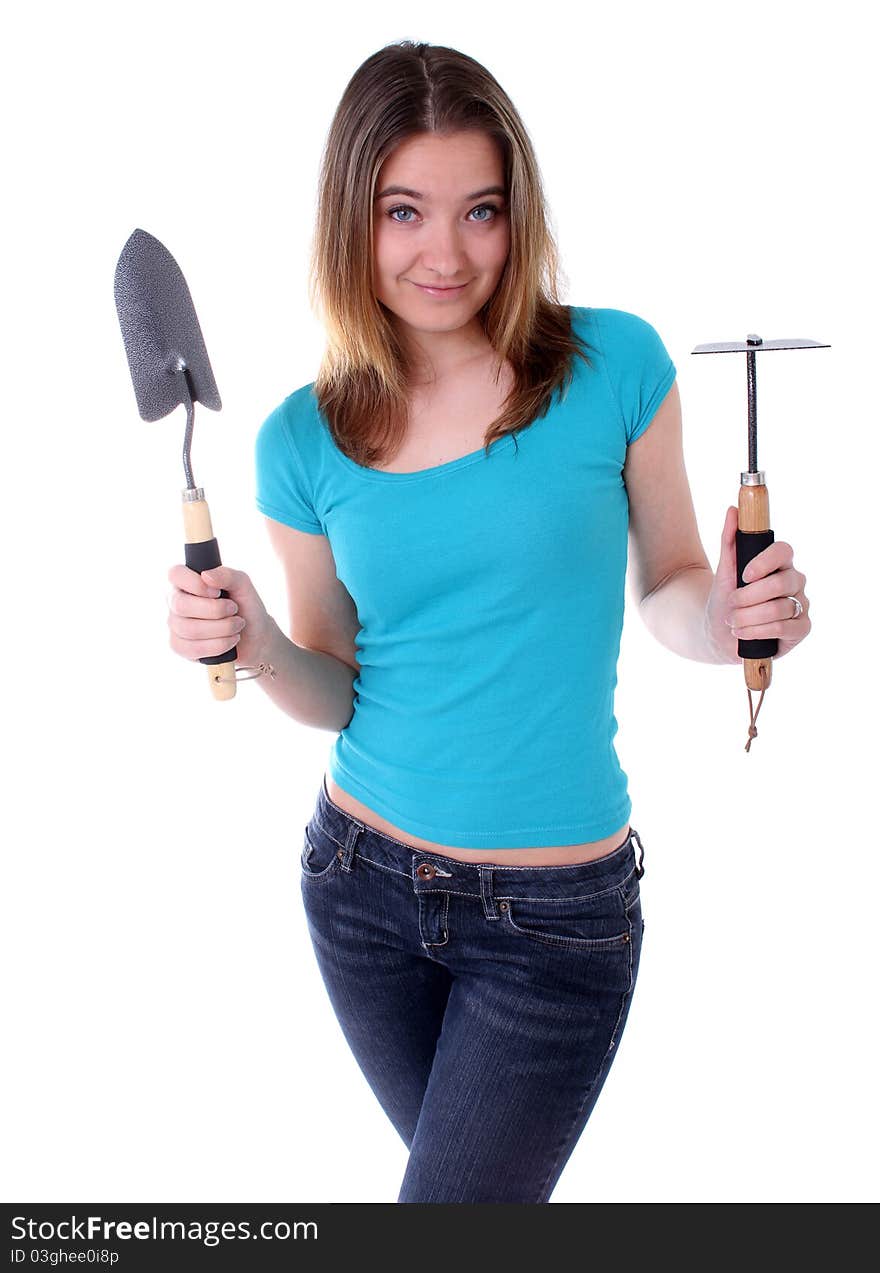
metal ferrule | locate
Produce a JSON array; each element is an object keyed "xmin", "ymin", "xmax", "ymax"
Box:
[
  {"xmin": 740, "ymin": 471, "xmax": 766, "ymax": 486},
  {"xmin": 182, "ymin": 486, "xmax": 205, "ymax": 502}
]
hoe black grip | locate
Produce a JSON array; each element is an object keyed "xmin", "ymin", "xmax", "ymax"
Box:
[
  {"xmin": 184, "ymin": 536, "xmax": 237, "ymax": 667},
  {"xmin": 735, "ymin": 528, "xmax": 778, "ymax": 660}
]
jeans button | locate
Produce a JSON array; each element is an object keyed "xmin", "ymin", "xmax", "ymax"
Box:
[{"xmin": 416, "ymin": 862, "xmax": 436, "ymax": 880}]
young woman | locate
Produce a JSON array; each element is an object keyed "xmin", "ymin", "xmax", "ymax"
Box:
[{"xmin": 167, "ymin": 41, "xmax": 811, "ymax": 1202}]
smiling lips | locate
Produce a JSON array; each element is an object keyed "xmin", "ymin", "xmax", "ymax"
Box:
[{"xmin": 412, "ymin": 281, "xmax": 469, "ymax": 297}]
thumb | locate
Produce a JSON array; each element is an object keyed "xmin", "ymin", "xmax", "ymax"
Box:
[
  {"xmin": 715, "ymin": 505, "xmax": 739, "ymax": 591},
  {"xmin": 201, "ymin": 565, "xmax": 232, "ymax": 594},
  {"xmin": 201, "ymin": 564, "xmax": 252, "ymax": 601}
]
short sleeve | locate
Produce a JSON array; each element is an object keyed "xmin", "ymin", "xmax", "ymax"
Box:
[
  {"xmin": 599, "ymin": 310, "xmax": 677, "ymax": 446},
  {"xmin": 254, "ymin": 400, "xmax": 324, "ymax": 534}
]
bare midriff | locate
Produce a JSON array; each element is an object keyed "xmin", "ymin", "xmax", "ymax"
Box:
[{"xmin": 325, "ymin": 773, "xmax": 631, "ymax": 866}]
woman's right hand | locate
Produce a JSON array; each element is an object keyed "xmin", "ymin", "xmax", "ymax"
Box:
[{"xmin": 166, "ymin": 563, "xmax": 276, "ymax": 669}]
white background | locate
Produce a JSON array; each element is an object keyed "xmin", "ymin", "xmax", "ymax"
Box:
[{"xmin": 3, "ymin": 0, "xmax": 877, "ymax": 1204}]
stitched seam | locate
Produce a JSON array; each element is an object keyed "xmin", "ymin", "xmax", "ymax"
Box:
[
  {"xmin": 255, "ymin": 498, "xmax": 323, "ymax": 534},
  {"xmin": 422, "ymin": 893, "xmax": 450, "ymax": 946},
  {"xmin": 300, "ymin": 860, "xmax": 343, "ymax": 883},
  {"xmin": 455, "ymin": 851, "xmax": 637, "ymax": 876},
  {"xmin": 300, "ymin": 829, "xmax": 342, "ymax": 881},
  {"xmin": 312, "ymin": 823, "xmax": 348, "ymax": 852},
  {"xmin": 395, "ymin": 852, "xmax": 636, "ymax": 876},
  {"xmin": 629, "ymin": 361, "xmax": 676, "ymax": 445},
  {"xmin": 504, "ymin": 911, "xmax": 630, "ymax": 949},
  {"xmin": 364, "ymin": 883, "xmax": 631, "ymax": 903},
  {"xmin": 305, "ymin": 854, "xmax": 637, "ymax": 899},
  {"xmin": 610, "ymin": 892, "xmax": 636, "ymax": 1037},
  {"xmin": 314, "ymin": 828, "xmax": 636, "ymax": 889},
  {"xmin": 504, "ymin": 862, "xmax": 636, "ymax": 946},
  {"xmin": 412, "ymin": 887, "xmax": 480, "ymax": 900},
  {"xmin": 498, "ymin": 872, "xmax": 634, "ymax": 903},
  {"xmin": 535, "ymin": 899, "xmax": 634, "ymax": 1203},
  {"xmin": 353, "ymin": 854, "xmax": 410, "ymax": 880}
]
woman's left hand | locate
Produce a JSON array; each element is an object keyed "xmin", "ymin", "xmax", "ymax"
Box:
[{"xmin": 705, "ymin": 506, "xmax": 812, "ymax": 663}]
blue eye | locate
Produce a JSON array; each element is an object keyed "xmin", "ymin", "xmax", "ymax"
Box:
[{"xmin": 386, "ymin": 203, "xmax": 501, "ymax": 224}]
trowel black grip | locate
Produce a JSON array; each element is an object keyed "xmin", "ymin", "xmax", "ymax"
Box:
[
  {"xmin": 184, "ymin": 536, "xmax": 237, "ymax": 666},
  {"xmin": 735, "ymin": 528, "xmax": 778, "ymax": 660}
]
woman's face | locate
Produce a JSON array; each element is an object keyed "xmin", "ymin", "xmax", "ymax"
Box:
[{"xmin": 371, "ymin": 130, "xmax": 510, "ymax": 344}]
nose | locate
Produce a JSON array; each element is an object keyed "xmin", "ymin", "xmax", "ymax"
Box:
[{"xmin": 418, "ymin": 222, "xmax": 470, "ymax": 276}]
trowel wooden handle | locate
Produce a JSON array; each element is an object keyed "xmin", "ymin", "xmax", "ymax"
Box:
[
  {"xmin": 182, "ymin": 492, "xmax": 237, "ymax": 701},
  {"xmin": 736, "ymin": 479, "xmax": 777, "ymax": 691}
]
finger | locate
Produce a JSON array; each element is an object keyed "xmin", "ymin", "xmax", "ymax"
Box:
[
  {"xmin": 169, "ymin": 613, "xmax": 246, "ymax": 645},
  {"xmin": 731, "ymin": 566, "xmax": 803, "ymax": 607},
  {"xmin": 168, "ymin": 562, "xmax": 223, "ymax": 598},
  {"xmin": 200, "ymin": 565, "xmax": 244, "ymax": 593},
  {"xmin": 168, "ymin": 588, "xmax": 238, "ymax": 620},
  {"xmin": 731, "ymin": 594, "xmax": 807, "ymax": 631},
  {"xmin": 170, "ymin": 630, "xmax": 242, "ymax": 660},
  {"xmin": 742, "ymin": 540, "xmax": 793, "ymax": 582},
  {"xmin": 733, "ymin": 598, "xmax": 809, "ymax": 633},
  {"xmin": 734, "ymin": 615, "xmax": 811, "ymax": 640}
]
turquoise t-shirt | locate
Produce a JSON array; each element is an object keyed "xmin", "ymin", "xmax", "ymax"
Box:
[{"xmin": 254, "ymin": 306, "xmax": 676, "ymax": 848}]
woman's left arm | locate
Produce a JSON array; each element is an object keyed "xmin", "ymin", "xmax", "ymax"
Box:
[{"xmin": 625, "ymin": 381, "xmax": 812, "ymax": 665}]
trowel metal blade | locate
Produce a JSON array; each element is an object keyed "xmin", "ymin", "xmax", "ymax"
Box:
[
  {"xmin": 114, "ymin": 227, "xmax": 222, "ymax": 422},
  {"xmin": 692, "ymin": 338, "xmax": 830, "ymax": 354}
]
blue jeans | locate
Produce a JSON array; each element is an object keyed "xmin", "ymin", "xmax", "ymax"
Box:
[{"xmin": 300, "ymin": 777, "xmax": 645, "ymax": 1203}]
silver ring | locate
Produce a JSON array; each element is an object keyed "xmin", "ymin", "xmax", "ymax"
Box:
[{"xmin": 786, "ymin": 595, "xmax": 803, "ymax": 620}]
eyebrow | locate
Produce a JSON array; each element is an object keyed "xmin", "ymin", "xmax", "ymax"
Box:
[{"xmin": 374, "ymin": 184, "xmax": 506, "ymax": 201}]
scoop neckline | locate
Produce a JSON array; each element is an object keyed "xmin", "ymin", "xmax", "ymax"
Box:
[{"xmin": 316, "ymin": 402, "xmax": 517, "ymax": 483}]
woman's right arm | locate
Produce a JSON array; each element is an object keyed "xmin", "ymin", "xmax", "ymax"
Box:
[
  {"xmin": 250, "ymin": 615, "xmax": 357, "ymax": 732},
  {"xmin": 167, "ymin": 519, "xmax": 360, "ymax": 733}
]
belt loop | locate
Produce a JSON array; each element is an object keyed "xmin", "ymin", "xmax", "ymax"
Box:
[
  {"xmin": 479, "ymin": 864, "xmax": 499, "ymax": 919},
  {"xmin": 631, "ymin": 828, "xmax": 645, "ymax": 879},
  {"xmin": 341, "ymin": 818, "xmax": 363, "ymax": 871}
]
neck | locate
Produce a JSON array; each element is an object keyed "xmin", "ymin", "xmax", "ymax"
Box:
[{"xmin": 399, "ymin": 317, "xmax": 496, "ymax": 386}]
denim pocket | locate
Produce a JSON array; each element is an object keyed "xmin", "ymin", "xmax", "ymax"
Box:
[
  {"xmin": 300, "ymin": 822, "xmax": 345, "ymax": 882},
  {"xmin": 502, "ymin": 880, "xmax": 633, "ymax": 951}
]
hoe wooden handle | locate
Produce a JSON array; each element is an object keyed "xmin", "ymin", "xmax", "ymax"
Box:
[{"xmin": 736, "ymin": 481, "xmax": 777, "ymax": 692}]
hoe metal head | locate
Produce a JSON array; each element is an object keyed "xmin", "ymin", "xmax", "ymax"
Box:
[
  {"xmin": 692, "ymin": 336, "xmax": 830, "ymax": 355},
  {"xmin": 691, "ymin": 333, "xmax": 830, "ymax": 472}
]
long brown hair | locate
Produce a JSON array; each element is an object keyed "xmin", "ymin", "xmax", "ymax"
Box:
[{"xmin": 307, "ymin": 40, "xmax": 592, "ymax": 468}]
